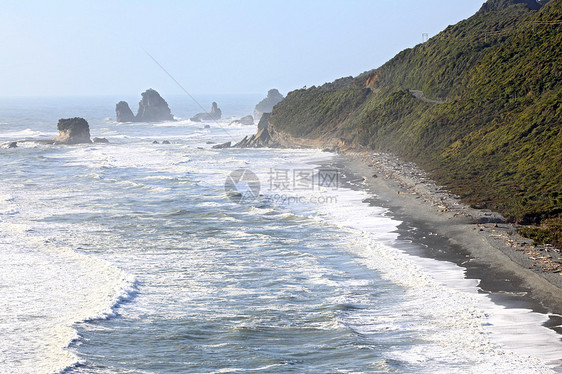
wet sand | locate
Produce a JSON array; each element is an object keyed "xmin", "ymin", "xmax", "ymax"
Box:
[{"xmin": 338, "ymin": 152, "xmax": 562, "ymax": 315}]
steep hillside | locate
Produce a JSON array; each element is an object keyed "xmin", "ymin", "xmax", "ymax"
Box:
[{"xmin": 268, "ymin": 0, "xmax": 562, "ymax": 245}]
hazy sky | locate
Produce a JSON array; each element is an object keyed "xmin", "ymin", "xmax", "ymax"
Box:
[{"xmin": 0, "ymin": 0, "xmax": 486, "ymax": 97}]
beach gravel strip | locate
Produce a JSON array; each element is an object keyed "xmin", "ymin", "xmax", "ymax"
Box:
[{"xmin": 342, "ymin": 151, "xmax": 562, "ymax": 313}]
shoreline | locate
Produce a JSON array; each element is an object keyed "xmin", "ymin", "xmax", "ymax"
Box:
[{"xmin": 337, "ymin": 151, "xmax": 562, "ymax": 315}]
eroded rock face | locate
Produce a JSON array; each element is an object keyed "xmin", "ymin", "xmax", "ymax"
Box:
[
  {"xmin": 135, "ymin": 89, "xmax": 174, "ymax": 122},
  {"xmin": 191, "ymin": 102, "xmax": 222, "ymax": 122},
  {"xmin": 116, "ymin": 101, "xmax": 136, "ymax": 122},
  {"xmin": 254, "ymin": 89, "xmax": 284, "ymax": 121},
  {"xmin": 235, "ymin": 113, "xmax": 274, "ymax": 148},
  {"xmin": 116, "ymin": 89, "xmax": 174, "ymax": 123},
  {"xmin": 52, "ymin": 117, "xmax": 92, "ymax": 144}
]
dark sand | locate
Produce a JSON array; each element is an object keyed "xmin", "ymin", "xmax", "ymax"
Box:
[{"xmin": 336, "ymin": 152, "xmax": 562, "ymax": 319}]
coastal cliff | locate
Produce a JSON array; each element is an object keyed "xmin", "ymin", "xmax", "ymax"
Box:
[
  {"xmin": 244, "ymin": 0, "xmax": 561, "ymax": 246},
  {"xmin": 254, "ymin": 89, "xmax": 284, "ymax": 121}
]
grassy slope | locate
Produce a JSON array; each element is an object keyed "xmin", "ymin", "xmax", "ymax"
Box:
[{"xmin": 270, "ymin": 0, "xmax": 562, "ymax": 246}]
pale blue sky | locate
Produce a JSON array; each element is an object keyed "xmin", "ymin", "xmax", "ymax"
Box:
[{"xmin": 0, "ymin": 0, "xmax": 486, "ymax": 97}]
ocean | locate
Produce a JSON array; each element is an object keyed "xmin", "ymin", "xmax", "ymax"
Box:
[{"xmin": 1, "ymin": 95, "xmax": 561, "ymax": 373}]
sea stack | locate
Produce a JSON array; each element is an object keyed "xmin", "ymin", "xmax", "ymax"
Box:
[
  {"xmin": 115, "ymin": 101, "xmax": 136, "ymax": 122},
  {"xmin": 190, "ymin": 102, "xmax": 222, "ymax": 122},
  {"xmin": 254, "ymin": 89, "xmax": 284, "ymax": 121},
  {"xmin": 52, "ymin": 118, "xmax": 92, "ymax": 144},
  {"xmin": 135, "ymin": 89, "xmax": 174, "ymax": 122},
  {"xmin": 115, "ymin": 89, "xmax": 174, "ymax": 123}
]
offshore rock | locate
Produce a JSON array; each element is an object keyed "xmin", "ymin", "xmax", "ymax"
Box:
[
  {"xmin": 254, "ymin": 89, "xmax": 284, "ymax": 121},
  {"xmin": 135, "ymin": 89, "xmax": 174, "ymax": 122},
  {"xmin": 191, "ymin": 102, "xmax": 222, "ymax": 122},
  {"xmin": 1, "ymin": 141, "xmax": 18, "ymax": 149},
  {"xmin": 115, "ymin": 89, "xmax": 174, "ymax": 123},
  {"xmin": 229, "ymin": 115, "xmax": 254, "ymax": 126},
  {"xmin": 93, "ymin": 137, "xmax": 109, "ymax": 143},
  {"xmin": 115, "ymin": 101, "xmax": 135, "ymax": 122},
  {"xmin": 52, "ymin": 118, "xmax": 92, "ymax": 144},
  {"xmin": 212, "ymin": 141, "xmax": 231, "ymax": 149}
]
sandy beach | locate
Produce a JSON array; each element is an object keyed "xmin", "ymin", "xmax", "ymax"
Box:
[{"xmin": 340, "ymin": 152, "xmax": 562, "ymax": 315}]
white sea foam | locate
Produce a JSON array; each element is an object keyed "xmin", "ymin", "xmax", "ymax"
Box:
[
  {"xmin": 2, "ymin": 102, "xmax": 561, "ymax": 373},
  {"xmin": 0, "ymin": 183, "xmax": 135, "ymax": 374},
  {"xmin": 238, "ymin": 149, "xmax": 561, "ymax": 371},
  {"xmin": 0, "ymin": 128, "xmax": 52, "ymax": 139},
  {"xmin": 312, "ymin": 177, "xmax": 561, "ymax": 372}
]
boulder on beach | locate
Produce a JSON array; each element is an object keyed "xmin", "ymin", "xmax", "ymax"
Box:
[
  {"xmin": 52, "ymin": 118, "xmax": 92, "ymax": 144},
  {"xmin": 254, "ymin": 89, "xmax": 284, "ymax": 121},
  {"xmin": 115, "ymin": 101, "xmax": 135, "ymax": 122},
  {"xmin": 191, "ymin": 102, "xmax": 222, "ymax": 122},
  {"xmin": 229, "ymin": 115, "xmax": 254, "ymax": 126}
]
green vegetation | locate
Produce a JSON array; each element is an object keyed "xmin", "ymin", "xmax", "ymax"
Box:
[
  {"xmin": 270, "ymin": 0, "xmax": 562, "ymax": 245},
  {"xmin": 518, "ymin": 217, "xmax": 562, "ymax": 248}
]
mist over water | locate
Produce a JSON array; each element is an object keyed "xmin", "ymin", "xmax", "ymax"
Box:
[{"xmin": 0, "ymin": 96, "xmax": 561, "ymax": 373}]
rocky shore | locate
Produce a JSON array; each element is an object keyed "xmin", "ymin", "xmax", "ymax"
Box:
[
  {"xmin": 227, "ymin": 112, "xmax": 562, "ymax": 310},
  {"xmin": 343, "ymin": 152, "xmax": 562, "ymax": 312}
]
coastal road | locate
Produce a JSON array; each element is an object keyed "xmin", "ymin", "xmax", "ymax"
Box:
[{"xmin": 409, "ymin": 90, "xmax": 446, "ymax": 104}]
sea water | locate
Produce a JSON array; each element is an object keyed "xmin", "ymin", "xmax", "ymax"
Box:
[{"xmin": 0, "ymin": 95, "xmax": 561, "ymax": 373}]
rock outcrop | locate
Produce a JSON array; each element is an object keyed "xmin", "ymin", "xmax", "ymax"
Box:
[
  {"xmin": 135, "ymin": 89, "xmax": 174, "ymax": 122},
  {"xmin": 1, "ymin": 141, "xmax": 18, "ymax": 149},
  {"xmin": 52, "ymin": 118, "xmax": 92, "ymax": 144},
  {"xmin": 93, "ymin": 137, "xmax": 109, "ymax": 143},
  {"xmin": 233, "ymin": 112, "xmax": 338, "ymax": 150},
  {"xmin": 235, "ymin": 113, "xmax": 276, "ymax": 148},
  {"xmin": 115, "ymin": 101, "xmax": 135, "ymax": 122},
  {"xmin": 191, "ymin": 102, "xmax": 222, "ymax": 122},
  {"xmin": 212, "ymin": 141, "xmax": 231, "ymax": 149},
  {"xmin": 115, "ymin": 89, "xmax": 174, "ymax": 123},
  {"xmin": 254, "ymin": 89, "xmax": 284, "ymax": 121},
  {"xmin": 229, "ymin": 115, "xmax": 254, "ymax": 126}
]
